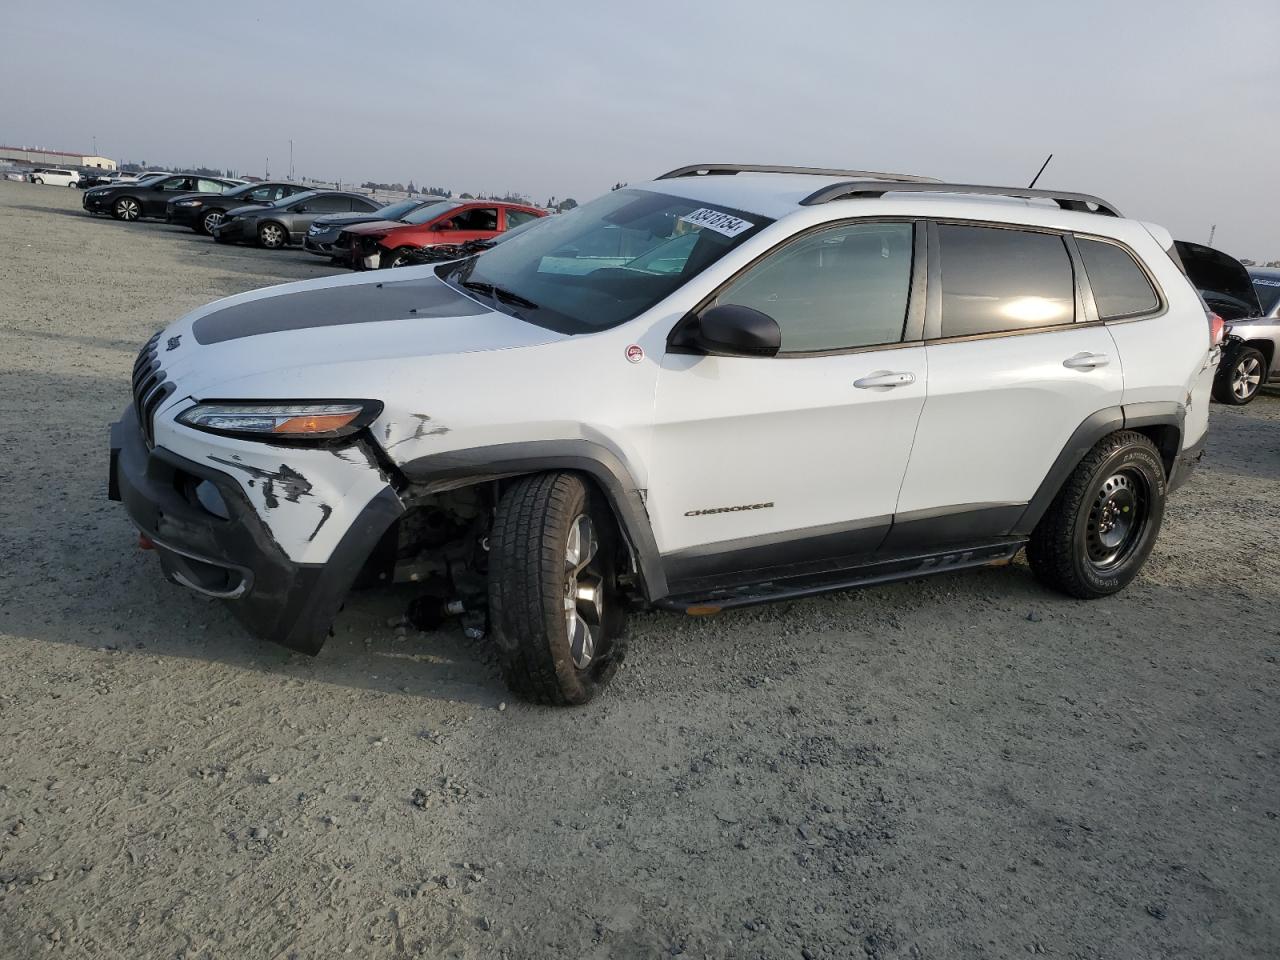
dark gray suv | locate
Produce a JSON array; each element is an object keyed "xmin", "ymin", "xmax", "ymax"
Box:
[{"xmin": 210, "ymin": 190, "xmax": 381, "ymax": 249}]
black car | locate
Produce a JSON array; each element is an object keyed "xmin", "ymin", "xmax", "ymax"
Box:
[
  {"xmin": 82, "ymin": 173, "xmax": 243, "ymax": 221},
  {"xmin": 166, "ymin": 181, "xmax": 311, "ymax": 235},
  {"xmin": 210, "ymin": 190, "xmax": 382, "ymax": 249},
  {"xmin": 302, "ymin": 197, "xmax": 444, "ymax": 258}
]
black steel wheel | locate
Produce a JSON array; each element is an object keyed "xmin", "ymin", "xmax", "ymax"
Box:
[{"xmin": 1028, "ymin": 431, "xmax": 1166, "ymax": 598}]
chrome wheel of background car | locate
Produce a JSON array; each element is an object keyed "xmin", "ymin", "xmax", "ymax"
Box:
[
  {"xmin": 202, "ymin": 211, "xmax": 224, "ymax": 234},
  {"xmin": 115, "ymin": 198, "xmax": 140, "ymax": 221},
  {"xmin": 259, "ymin": 224, "xmax": 285, "ymax": 249},
  {"xmin": 564, "ymin": 514, "xmax": 603, "ymax": 669},
  {"xmin": 1232, "ymin": 355, "xmax": 1262, "ymax": 401},
  {"xmin": 1085, "ymin": 469, "xmax": 1149, "ymax": 572}
]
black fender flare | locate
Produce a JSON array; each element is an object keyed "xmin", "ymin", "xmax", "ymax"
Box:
[
  {"xmin": 1013, "ymin": 402, "xmax": 1184, "ymax": 536},
  {"xmin": 400, "ymin": 439, "xmax": 668, "ymax": 600}
]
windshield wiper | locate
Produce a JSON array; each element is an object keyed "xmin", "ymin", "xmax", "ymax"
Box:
[{"xmin": 462, "ymin": 280, "xmax": 539, "ymax": 311}]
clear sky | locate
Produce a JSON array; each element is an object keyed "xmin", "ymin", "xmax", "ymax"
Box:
[{"xmin": 2, "ymin": 0, "xmax": 1276, "ymax": 259}]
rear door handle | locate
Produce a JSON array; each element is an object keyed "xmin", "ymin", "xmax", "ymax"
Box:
[
  {"xmin": 854, "ymin": 371, "xmax": 916, "ymax": 389},
  {"xmin": 1063, "ymin": 352, "xmax": 1110, "ymax": 370}
]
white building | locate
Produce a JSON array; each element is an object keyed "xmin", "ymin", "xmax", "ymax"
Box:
[{"xmin": 0, "ymin": 146, "xmax": 118, "ymax": 170}]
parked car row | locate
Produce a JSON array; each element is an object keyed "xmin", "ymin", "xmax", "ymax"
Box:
[{"xmin": 74, "ymin": 171, "xmax": 552, "ymax": 268}]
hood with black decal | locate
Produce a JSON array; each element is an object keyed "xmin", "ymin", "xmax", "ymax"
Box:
[{"xmin": 151, "ymin": 269, "xmax": 566, "ymax": 402}]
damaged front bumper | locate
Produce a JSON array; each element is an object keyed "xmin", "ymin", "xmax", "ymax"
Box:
[{"xmin": 109, "ymin": 408, "xmax": 403, "ymax": 654}]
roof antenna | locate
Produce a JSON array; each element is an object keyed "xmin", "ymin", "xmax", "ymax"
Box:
[{"xmin": 1028, "ymin": 153, "xmax": 1053, "ymax": 189}]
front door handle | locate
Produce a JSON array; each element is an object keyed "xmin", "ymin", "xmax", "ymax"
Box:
[
  {"xmin": 854, "ymin": 371, "xmax": 916, "ymax": 389},
  {"xmin": 1063, "ymin": 352, "xmax": 1110, "ymax": 370}
]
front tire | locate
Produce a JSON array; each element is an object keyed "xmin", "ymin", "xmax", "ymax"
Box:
[
  {"xmin": 258, "ymin": 222, "xmax": 288, "ymax": 249},
  {"xmin": 1213, "ymin": 345, "xmax": 1266, "ymax": 405},
  {"xmin": 1027, "ymin": 431, "xmax": 1166, "ymax": 599},
  {"xmin": 380, "ymin": 246, "xmax": 416, "ymax": 269},
  {"xmin": 113, "ymin": 197, "xmax": 141, "ymax": 221},
  {"xmin": 488, "ymin": 473, "xmax": 627, "ymax": 706},
  {"xmin": 199, "ymin": 209, "xmax": 225, "ymax": 235}
]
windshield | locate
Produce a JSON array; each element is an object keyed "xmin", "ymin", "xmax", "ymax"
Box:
[
  {"xmin": 402, "ymin": 200, "xmax": 462, "ymax": 225},
  {"xmin": 1252, "ymin": 275, "xmax": 1280, "ymax": 314},
  {"xmin": 438, "ymin": 189, "xmax": 771, "ymax": 334},
  {"xmin": 375, "ymin": 199, "xmax": 426, "ymax": 221}
]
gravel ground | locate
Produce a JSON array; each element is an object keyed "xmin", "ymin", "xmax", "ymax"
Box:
[{"xmin": 1, "ymin": 179, "xmax": 1278, "ymax": 960}]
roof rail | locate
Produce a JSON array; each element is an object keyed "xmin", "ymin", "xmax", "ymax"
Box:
[
  {"xmin": 800, "ymin": 180, "xmax": 1123, "ymax": 217},
  {"xmin": 656, "ymin": 163, "xmax": 940, "ymax": 183}
]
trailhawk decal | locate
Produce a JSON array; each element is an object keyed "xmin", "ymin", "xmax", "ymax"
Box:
[
  {"xmin": 684, "ymin": 501, "xmax": 774, "ymax": 517},
  {"xmin": 679, "ymin": 208, "xmax": 755, "ymax": 238}
]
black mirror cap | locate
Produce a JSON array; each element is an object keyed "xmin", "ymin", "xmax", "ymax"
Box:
[{"xmin": 692, "ymin": 304, "xmax": 781, "ymax": 358}]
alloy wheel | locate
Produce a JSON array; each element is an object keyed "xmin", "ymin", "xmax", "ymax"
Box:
[
  {"xmin": 563, "ymin": 514, "xmax": 603, "ymax": 669},
  {"xmin": 260, "ymin": 224, "xmax": 285, "ymax": 248},
  {"xmin": 116, "ymin": 198, "xmax": 139, "ymax": 221},
  {"xmin": 1233, "ymin": 356, "xmax": 1262, "ymax": 401},
  {"xmin": 1084, "ymin": 470, "xmax": 1149, "ymax": 571},
  {"xmin": 202, "ymin": 211, "xmax": 224, "ymax": 233}
]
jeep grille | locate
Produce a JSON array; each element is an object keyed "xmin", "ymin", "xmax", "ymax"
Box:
[{"xmin": 132, "ymin": 333, "xmax": 174, "ymax": 448}]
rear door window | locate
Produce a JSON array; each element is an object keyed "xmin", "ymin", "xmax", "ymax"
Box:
[
  {"xmin": 197, "ymin": 178, "xmax": 227, "ymax": 193},
  {"xmin": 936, "ymin": 224, "xmax": 1075, "ymax": 338},
  {"xmin": 1077, "ymin": 237, "xmax": 1159, "ymax": 319},
  {"xmin": 308, "ymin": 195, "xmax": 351, "ymax": 213},
  {"xmin": 505, "ymin": 208, "xmax": 540, "ymax": 229}
]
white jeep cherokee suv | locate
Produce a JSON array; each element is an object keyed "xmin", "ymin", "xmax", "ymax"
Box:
[{"xmin": 109, "ymin": 164, "xmax": 1219, "ymax": 705}]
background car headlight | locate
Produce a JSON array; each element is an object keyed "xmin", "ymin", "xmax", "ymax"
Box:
[
  {"xmin": 176, "ymin": 199, "xmax": 203, "ymax": 207},
  {"xmin": 176, "ymin": 401, "xmax": 382, "ymax": 441}
]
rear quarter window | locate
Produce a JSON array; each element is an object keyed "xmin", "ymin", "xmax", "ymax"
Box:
[{"xmin": 1077, "ymin": 237, "xmax": 1159, "ymax": 319}]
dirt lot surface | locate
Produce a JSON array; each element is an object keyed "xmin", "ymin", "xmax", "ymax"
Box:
[{"xmin": 1, "ymin": 179, "xmax": 1277, "ymax": 959}]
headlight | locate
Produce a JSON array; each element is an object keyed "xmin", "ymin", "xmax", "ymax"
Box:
[
  {"xmin": 175, "ymin": 199, "xmax": 203, "ymax": 207},
  {"xmin": 177, "ymin": 401, "xmax": 382, "ymax": 442}
]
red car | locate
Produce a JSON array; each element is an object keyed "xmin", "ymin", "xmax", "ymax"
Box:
[{"xmin": 337, "ymin": 199, "xmax": 546, "ymax": 269}]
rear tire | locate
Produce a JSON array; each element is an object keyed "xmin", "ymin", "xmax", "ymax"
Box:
[
  {"xmin": 1213, "ymin": 345, "xmax": 1266, "ymax": 405},
  {"xmin": 488, "ymin": 472, "xmax": 627, "ymax": 706},
  {"xmin": 1027, "ymin": 431, "xmax": 1166, "ymax": 599}
]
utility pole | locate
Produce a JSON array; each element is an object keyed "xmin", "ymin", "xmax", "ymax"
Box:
[
  {"xmin": 265, "ymin": 155, "xmax": 270, "ymax": 179},
  {"xmin": 1207, "ymin": 224, "xmax": 1216, "ymax": 247},
  {"xmin": 289, "ymin": 140, "xmax": 294, "ymax": 180}
]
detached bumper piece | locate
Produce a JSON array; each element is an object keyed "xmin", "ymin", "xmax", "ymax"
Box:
[{"xmin": 109, "ymin": 408, "xmax": 403, "ymax": 654}]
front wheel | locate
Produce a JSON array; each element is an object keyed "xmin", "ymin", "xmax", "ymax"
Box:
[
  {"xmin": 380, "ymin": 246, "xmax": 417, "ymax": 269},
  {"xmin": 199, "ymin": 209, "xmax": 225, "ymax": 235},
  {"xmin": 257, "ymin": 222, "xmax": 288, "ymax": 249},
  {"xmin": 113, "ymin": 197, "xmax": 141, "ymax": 221},
  {"xmin": 1027, "ymin": 431, "xmax": 1166, "ymax": 599},
  {"xmin": 1213, "ymin": 345, "xmax": 1267, "ymax": 405},
  {"xmin": 488, "ymin": 473, "xmax": 627, "ymax": 706},
  {"xmin": 32, "ymin": 177, "xmax": 44, "ymax": 185}
]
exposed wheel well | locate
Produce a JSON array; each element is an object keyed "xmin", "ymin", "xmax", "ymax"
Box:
[
  {"xmin": 1243, "ymin": 339, "xmax": 1275, "ymax": 372},
  {"xmin": 1129, "ymin": 424, "xmax": 1180, "ymax": 478},
  {"xmin": 355, "ymin": 470, "xmax": 641, "ymax": 597}
]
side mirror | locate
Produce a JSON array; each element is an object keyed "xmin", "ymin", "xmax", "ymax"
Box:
[
  {"xmin": 293, "ymin": 205, "xmax": 308, "ymax": 214},
  {"xmin": 688, "ymin": 304, "xmax": 781, "ymax": 358}
]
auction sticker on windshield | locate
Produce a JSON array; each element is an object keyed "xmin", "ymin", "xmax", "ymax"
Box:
[{"xmin": 679, "ymin": 208, "xmax": 755, "ymax": 238}]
